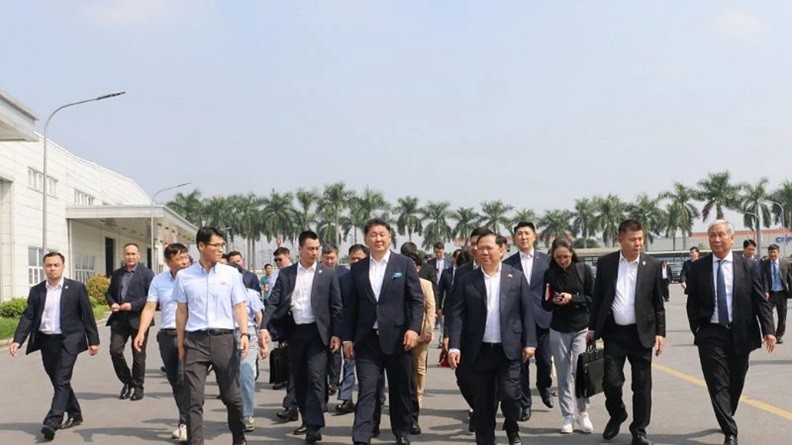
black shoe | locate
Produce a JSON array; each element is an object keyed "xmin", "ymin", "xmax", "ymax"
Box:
[
  {"xmin": 273, "ymin": 380, "xmax": 288, "ymax": 390},
  {"xmin": 277, "ymin": 407, "xmax": 299, "ymax": 422},
  {"xmin": 777, "ymin": 338, "xmax": 784, "ymax": 344},
  {"xmin": 233, "ymin": 441, "xmax": 247, "ymax": 445},
  {"xmin": 335, "ymin": 399, "xmax": 355, "ymax": 414},
  {"xmin": 603, "ymin": 412, "xmax": 628, "ymax": 440},
  {"xmin": 160, "ymin": 365, "xmax": 167, "ymax": 373},
  {"xmin": 130, "ymin": 388, "xmax": 144, "ymax": 401},
  {"xmin": 724, "ymin": 434, "xmax": 738, "ymax": 445},
  {"xmin": 60, "ymin": 415, "xmax": 83, "ymax": 429},
  {"xmin": 305, "ymin": 427, "xmax": 322, "ymax": 442},
  {"xmin": 293, "ymin": 424, "xmax": 307, "ymax": 435},
  {"xmin": 396, "ymin": 436, "xmax": 411, "ymax": 445},
  {"xmin": 631, "ymin": 434, "xmax": 654, "ymax": 445},
  {"xmin": 518, "ymin": 406, "xmax": 531, "ymax": 421},
  {"xmin": 468, "ymin": 411, "xmax": 476, "ymax": 432},
  {"xmin": 41, "ymin": 425, "xmax": 56, "ymax": 441},
  {"xmin": 539, "ymin": 387, "xmax": 554, "ymax": 408},
  {"xmin": 372, "ymin": 425, "xmax": 380, "ymax": 438},
  {"xmin": 507, "ymin": 431, "xmax": 522, "ymax": 445},
  {"xmin": 119, "ymin": 383, "xmax": 132, "ymax": 400},
  {"xmin": 328, "ymin": 383, "xmax": 338, "ymax": 396},
  {"xmin": 410, "ymin": 422, "xmax": 422, "ymax": 435}
]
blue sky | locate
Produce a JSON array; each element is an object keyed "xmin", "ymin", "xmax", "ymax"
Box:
[{"xmin": 4, "ymin": 1, "xmax": 791, "ymax": 223}]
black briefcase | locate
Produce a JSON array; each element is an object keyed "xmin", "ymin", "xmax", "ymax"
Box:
[
  {"xmin": 575, "ymin": 344, "xmax": 605, "ymax": 398},
  {"xmin": 269, "ymin": 343, "xmax": 290, "ymax": 384}
]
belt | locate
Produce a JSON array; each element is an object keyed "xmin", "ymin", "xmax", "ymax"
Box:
[
  {"xmin": 191, "ymin": 328, "xmax": 233, "ymax": 335},
  {"xmin": 38, "ymin": 332, "xmax": 63, "ymax": 338},
  {"xmin": 481, "ymin": 342, "xmax": 502, "ymax": 348},
  {"xmin": 709, "ymin": 322, "xmax": 734, "ymax": 330},
  {"xmin": 160, "ymin": 328, "xmax": 177, "ymax": 335}
]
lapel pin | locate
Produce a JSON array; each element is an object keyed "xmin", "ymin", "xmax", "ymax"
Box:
[
  {"xmin": 318, "ymin": 270, "xmax": 323, "ymax": 274},
  {"xmin": 642, "ymin": 261, "xmax": 646, "ymax": 266},
  {"xmin": 508, "ymin": 274, "xmax": 513, "ymax": 278}
]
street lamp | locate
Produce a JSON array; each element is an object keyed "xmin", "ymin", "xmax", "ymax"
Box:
[
  {"xmin": 766, "ymin": 199, "xmax": 787, "ymax": 257},
  {"xmin": 42, "ymin": 91, "xmax": 126, "ymax": 253},
  {"xmin": 150, "ymin": 182, "xmax": 192, "ymax": 271}
]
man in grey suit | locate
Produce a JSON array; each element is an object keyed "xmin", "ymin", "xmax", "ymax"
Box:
[
  {"xmin": 261, "ymin": 230, "xmax": 343, "ymax": 443},
  {"xmin": 503, "ymin": 221, "xmax": 553, "ymax": 420},
  {"xmin": 761, "ymin": 243, "xmax": 792, "ymax": 344}
]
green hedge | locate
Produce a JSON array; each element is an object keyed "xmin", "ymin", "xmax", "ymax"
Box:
[
  {"xmin": 0, "ymin": 298, "xmax": 28, "ymax": 318},
  {"xmin": 86, "ymin": 275, "xmax": 111, "ymax": 307}
]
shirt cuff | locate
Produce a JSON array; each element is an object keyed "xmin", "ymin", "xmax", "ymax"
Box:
[{"xmin": 448, "ymin": 348, "xmax": 460, "ymax": 355}]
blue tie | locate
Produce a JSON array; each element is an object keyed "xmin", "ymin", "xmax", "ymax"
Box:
[
  {"xmin": 717, "ymin": 259, "xmax": 729, "ymax": 326},
  {"xmin": 773, "ymin": 261, "xmax": 781, "ymax": 291}
]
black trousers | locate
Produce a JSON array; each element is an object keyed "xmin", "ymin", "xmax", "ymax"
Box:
[
  {"xmin": 661, "ymin": 279, "xmax": 670, "ymax": 300},
  {"xmin": 328, "ymin": 348, "xmax": 342, "ymax": 386},
  {"xmin": 157, "ymin": 330, "xmax": 188, "ymax": 425},
  {"xmin": 520, "ymin": 325, "xmax": 552, "ymax": 409},
  {"xmin": 459, "ymin": 343, "xmax": 521, "ymax": 445},
  {"xmin": 282, "ymin": 374, "xmax": 297, "ymax": 409},
  {"xmin": 183, "ymin": 331, "xmax": 245, "ymax": 445},
  {"xmin": 769, "ymin": 291, "xmax": 788, "ymax": 339},
  {"xmin": 289, "ymin": 323, "xmax": 328, "ymax": 429},
  {"xmin": 352, "ymin": 331, "xmax": 413, "ymax": 444},
  {"xmin": 40, "ymin": 334, "xmax": 81, "ymax": 428},
  {"xmin": 109, "ymin": 316, "xmax": 148, "ymax": 389},
  {"xmin": 696, "ymin": 324, "xmax": 750, "ymax": 436},
  {"xmin": 602, "ymin": 323, "xmax": 653, "ymax": 437}
]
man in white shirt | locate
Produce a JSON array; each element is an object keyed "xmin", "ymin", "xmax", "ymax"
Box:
[{"xmin": 761, "ymin": 244, "xmax": 792, "ymax": 344}]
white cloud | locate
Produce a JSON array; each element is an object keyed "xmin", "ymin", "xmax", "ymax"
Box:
[
  {"xmin": 714, "ymin": 9, "xmax": 763, "ymax": 40},
  {"xmin": 82, "ymin": 0, "xmax": 209, "ymax": 28}
]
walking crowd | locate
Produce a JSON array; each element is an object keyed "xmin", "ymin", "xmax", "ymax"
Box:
[{"xmin": 9, "ymin": 216, "xmax": 782, "ymax": 445}]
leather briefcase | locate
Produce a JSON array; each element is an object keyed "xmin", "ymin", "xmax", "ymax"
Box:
[
  {"xmin": 575, "ymin": 344, "xmax": 605, "ymax": 398},
  {"xmin": 268, "ymin": 343, "xmax": 290, "ymax": 384}
]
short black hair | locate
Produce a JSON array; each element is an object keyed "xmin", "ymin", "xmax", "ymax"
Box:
[
  {"xmin": 164, "ymin": 243, "xmax": 188, "ymax": 261},
  {"xmin": 407, "ymin": 251, "xmax": 423, "ymax": 267},
  {"xmin": 495, "ymin": 234, "xmax": 508, "ymax": 248},
  {"xmin": 768, "ymin": 244, "xmax": 780, "ymax": 251},
  {"xmin": 322, "ymin": 245, "xmax": 339, "ymax": 255},
  {"xmin": 123, "ymin": 242, "xmax": 140, "ymax": 251},
  {"xmin": 273, "ymin": 247, "xmax": 291, "ymax": 257},
  {"xmin": 455, "ymin": 250, "xmax": 472, "ymax": 267},
  {"xmin": 475, "ymin": 228, "xmax": 497, "ymax": 244},
  {"xmin": 433, "ymin": 242, "xmax": 444, "ymax": 250},
  {"xmin": 512, "ymin": 221, "xmax": 537, "ymax": 235},
  {"xmin": 348, "ymin": 244, "xmax": 370, "ymax": 255},
  {"xmin": 196, "ymin": 226, "xmax": 224, "ymax": 245},
  {"xmin": 470, "ymin": 227, "xmax": 490, "ymax": 239},
  {"xmin": 400, "ymin": 242, "xmax": 419, "ymax": 255},
  {"xmin": 690, "ymin": 247, "xmax": 700, "ymax": 253},
  {"xmin": 264, "ymin": 263, "xmax": 273, "ymax": 268},
  {"xmin": 227, "ymin": 250, "xmax": 242, "ymax": 259},
  {"xmin": 298, "ymin": 230, "xmax": 320, "ymax": 247},
  {"xmin": 43, "ymin": 251, "xmax": 65, "ymax": 263},
  {"xmin": 618, "ymin": 219, "xmax": 643, "ymax": 235},
  {"xmin": 221, "ymin": 253, "xmax": 229, "ymax": 261},
  {"xmin": 363, "ymin": 218, "xmax": 392, "ymax": 236},
  {"xmin": 743, "ymin": 239, "xmax": 757, "ymax": 248}
]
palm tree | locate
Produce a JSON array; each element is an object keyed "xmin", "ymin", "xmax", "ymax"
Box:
[
  {"xmin": 511, "ymin": 208, "xmax": 537, "ymax": 229},
  {"xmin": 203, "ymin": 196, "xmax": 237, "ymax": 239},
  {"xmin": 538, "ymin": 210, "xmax": 572, "ymax": 247},
  {"xmin": 167, "ymin": 189, "xmax": 204, "ymax": 226},
  {"xmin": 294, "ymin": 188, "xmax": 320, "ymax": 232},
  {"xmin": 349, "ymin": 187, "xmax": 390, "ymax": 244},
  {"xmin": 315, "ymin": 205, "xmax": 352, "ymax": 247},
  {"xmin": 394, "ymin": 196, "xmax": 423, "ymax": 242},
  {"xmin": 660, "ymin": 182, "xmax": 700, "ymax": 250},
  {"xmin": 739, "ymin": 178, "xmax": 772, "ymax": 250},
  {"xmin": 571, "ymin": 198, "xmax": 598, "ymax": 246},
  {"xmin": 479, "ymin": 200, "xmax": 514, "ymax": 234},
  {"xmin": 696, "ymin": 171, "xmax": 740, "ymax": 221},
  {"xmin": 261, "ymin": 191, "xmax": 297, "ymax": 245},
  {"xmin": 234, "ymin": 193, "xmax": 265, "ymax": 265},
  {"xmin": 626, "ymin": 193, "xmax": 665, "ymax": 250},
  {"xmin": 771, "ymin": 180, "xmax": 792, "ymax": 230},
  {"xmin": 594, "ymin": 194, "xmax": 626, "ymax": 247},
  {"xmin": 451, "ymin": 207, "xmax": 481, "ymax": 241},
  {"xmin": 422, "ymin": 201, "xmax": 452, "ymax": 250},
  {"xmin": 320, "ymin": 182, "xmax": 355, "ymax": 247}
]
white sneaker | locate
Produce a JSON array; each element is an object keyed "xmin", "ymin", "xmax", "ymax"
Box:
[
  {"xmin": 561, "ymin": 415, "xmax": 574, "ymax": 434},
  {"xmin": 577, "ymin": 412, "xmax": 593, "ymax": 434},
  {"xmin": 177, "ymin": 424, "xmax": 188, "ymax": 442},
  {"xmin": 171, "ymin": 425, "xmax": 181, "ymax": 439}
]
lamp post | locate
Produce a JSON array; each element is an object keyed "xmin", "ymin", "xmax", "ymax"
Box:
[
  {"xmin": 766, "ymin": 199, "xmax": 787, "ymax": 257},
  {"xmin": 150, "ymin": 182, "xmax": 191, "ymax": 271},
  {"xmin": 42, "ymin": 91, "xmax": 125, "ymax": 253}
]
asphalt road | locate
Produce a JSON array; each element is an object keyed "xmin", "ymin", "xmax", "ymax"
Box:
[{"xmin": 1, "ymin": 286, "xmax": 790, "ymax": 444}]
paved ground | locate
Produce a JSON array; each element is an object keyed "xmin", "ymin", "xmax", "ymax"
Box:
[{"xmin": 1, "ymin": 287, "xmax": 790, "ymax": 444}]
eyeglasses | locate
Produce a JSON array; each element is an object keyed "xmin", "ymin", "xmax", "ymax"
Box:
[
  {"xmin": 554, "ymin": 254, "xmax": 572, "ymax": 260},
  {"xmin": 206, "ymin": 242, "xmax": 226, "ymax": 249},
  {"xmin": 273, "ymin": 257, "xmax": 284, "ymax": 263}
]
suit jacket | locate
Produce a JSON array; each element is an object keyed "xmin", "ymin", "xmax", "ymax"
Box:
[
  {"xmin": 340, "ymin": 252, "xmax": 425, "ymax": 355},
  {"xmin": 418, "ymin": 264, "xmax": 438, "ymax": 303},
  {"xmin": 503, "ymin": 250, "xmax": 552, "ymax": 329},
  {"xmin": 263, "ymin": 262, "xmax": 343, "ymax": 346},
  {"xmin": 686, "ymin": 253, "xmax": 775, "ymax": 355},
  {"xmin": 760, "ymin": 258, "xmax": 792, "ymax": 295},
  {"xmin": 590, "ymin": 251, "xmax": 666, "ymax": 349},
  {"xmin": 448, "ymin": 263, "xmax": 536, "ymax": 363},
  {"xmin": 418, "ymin": 278, "xmax": 437, "ymax": 341},
  {"xmin": 105, "ymin": 264, "xmax": 155, "ymax": 329},
  {"xmin": 436, "ymin": 266, "xmax": 454, "ymax": 310},
  {"xmin": 242, "ymin": 268, "xmax": 262, "ymax": 293},
  {"xmin": 14, "ymin": 279, "xmax": 100, "ymax": 356}
]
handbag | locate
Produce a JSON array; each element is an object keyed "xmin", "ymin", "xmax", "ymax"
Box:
[
  {"xmin": 575, "ymin": 343, "xmax": 605, "ymax": 398},
  {"xmin": 268, "ymin": 342, "xmax": 290, "ymax": 384}
]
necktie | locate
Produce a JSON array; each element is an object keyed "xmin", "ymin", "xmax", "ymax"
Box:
[
  {"xmin": 717, "ymin": 259, "xmax": 729, "ymax": 326},
  {"xmin": 773, "ymin": 261, "xmax": 780, "ymax": 291}
]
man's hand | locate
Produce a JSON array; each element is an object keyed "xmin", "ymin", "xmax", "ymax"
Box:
[
  {"xmin": 111, "ymin": 303, "xmax": 120, "ymax": 312},
  {"xmin": 441, "ymin": 337, "xmax": 449, "ymax": 352},
  {"xmin": 120, "ymin": 302, "xmax": 132, "ymax": 312},
  {"xmin": 133, "ymin": 333, "xmax": 146, "ymax": 353},
  {"xmin": 680, "ymin": 282, "xmax": 687, "ymax": 290},
  {"xmin": 447, "ymin": 351, "xmax": 461, "ymax": 369},
  {"xmin": 765, "ymin": 292, "xmax": 770, "ymax": 300},
  {"xmin": 585, "ymin": 330, "xmax": 595, "ymax": 345},
  {"xmin": 258, "ymin": 330, "xmax": 270, "ymax": 349},
  {"xmin": 329, "ymin": 336, "xmax": 341, "ymax": 353},
  {"xmin": 522, "ymin": 347, "xmax": 535, "ymax": 362},
  {"xmin": 654, "ymin": 335, "xmax": 665, "ymax": 356},
  {"xmin": 343, "ymin": 342, "xmax": 355, "ymax": 360},
  {"xmin": 259, "ymin": 343, "xmax": 270, "ymax": 359},
  {"xmin": 421, "ymin": 331, "xmax": 433, "ymax": 343},
  {"xmin": 9, "ymin": 342, "xmax": 20, "ymax": 357},
  {"xmin": 239, "ymin": 335, "xmax": 250, "ymax": 358},
  {"xmin": 88, "ymin": 345, "xmax": 99, "ymax": 356},
  {"xmin": 403, "ymin": 330, "xmax": 419, "ymax": 351},
  {"xmin": 765, "ymin": 334, "xmax": 777, "ymax": 353}
]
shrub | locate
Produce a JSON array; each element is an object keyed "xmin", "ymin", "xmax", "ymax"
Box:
[
  {"xmin": 86, "ymin": 275, "xmax": 111, "ymax": 307},
  {"xmin": 0, "ymin": 297, "xmax": 29, "ymax": 318}
]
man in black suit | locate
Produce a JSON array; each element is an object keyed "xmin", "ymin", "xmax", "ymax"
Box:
[
  {"xmin": 447, "ymin": 230, "xmax": 536, "ymax": 445},
  {"xmin": 261, "ymin": 230, "xmax": 343, "ymax": 443},
  {"xmin": 341, "ymin": 218, "xmax": 424, "ymax": 445},
  {"xmin": 503, "ymin": 221, "xmax": 553, "ymax": 421},
  {"xmin": 227, "ymin": 251, "xmax": 263, "ymax": 294},
  {"xmin": 10, "ymin": 252, "xmax": 100, "ymax": 441},
  {"xmin": 761, "ymin": 244, "xmax": 790, "ymax": 344},
  {"xmin": 105, "ymin": 243, "xmax": 155, "ymax": 401},
  {"xmin": 321, "ymin": 244, "xmax": 347, "ymax": 397},
  {"xmin": 589, "ymin": 220, "xmax": 666, "ymax": 445},
  {"xmin": 680, "ymin": 246, "xmax": 700, "ymax": 295},
  {"xmin": 427, "ymin": 242, "xmax": 451, "ymax": 331},
  {"xmin": 686, "ymin": 220, "xmax": 776, "ymax": 445}
]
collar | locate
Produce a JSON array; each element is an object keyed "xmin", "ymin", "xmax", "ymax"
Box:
[
  {"xmin": 125, "ymin": 264, "xmax": 138, "ymax": 273},
  {"xmin": 713, "ymin": 251, "xmax": 734, "ymax": 264},
  {"xmin": 482, "ymin": 263, "xmax": 502, "ymax": 279},
  {"xmin": 619, "ymin": 252, "xmax": 640, "ymax": 265},
  {"xmin": 46, "ymin": 278, "xmax": 64, "ymax": 290},
  {"xmin": 519, "ymin": 249, "xmax": 534, "ymax": 260},
  {"xmin": 371, "ymin": 250, "xmax": 391, "ymax": 265},
  {"xmin": 299, "ymin": 261, "xmax": 317, "ymax": 273}
]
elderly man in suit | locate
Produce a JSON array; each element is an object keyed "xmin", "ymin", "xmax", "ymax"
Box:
[
  {"xmin": 503, "ymin": 221, "xmax": 553, "ymax": 420},
  {"xmin": 447, "ymin": 229, "xmax": 536, "ymax": 445},
  {"xmin": 688, "ymin": 221, "xmax": 776, "ymax": 445},
  {"xmin": 105, "ymin": 242, "xmax": 155, "ymax": 401},
  {"xmin": 341, "ymin": 218, "xmax": 424, "ymax": 445},
  {"xmin": 588, "ymin": 219, "xmax": 666, "ymax": 445},
  {"xmin": 260, "ymin": 230, "xmax": 343, "ymax": 443},
  {"xmin": 761, "ymin": 243, "xmax": 792, "ymax": 344},
  {"xmin": 10, "ymin": 252, "xmax": 100, "ymax": 441}
]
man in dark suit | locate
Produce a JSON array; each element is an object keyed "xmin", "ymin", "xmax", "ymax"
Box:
[
  {"xmin": 227, "ymin": 250, "xmax": 262, "ymax": 294},
  {"xmin": 341, "ymin": 218, "xmax": 424, "ymax": 445},
  {"xmin": 321, "ymin": 244, "xmax": 347, "ymax": 397},
  {"xmin": 105, "ymin": 242, "xmax": 155, "ymax": 400},
  {"xmin": 503, "ymin": 221, "xmax": 553, "ymax": 420},
  {"xmin": 686, "ymin": 220, "xmax": 776, "ymax": 445},
  {"xmin": 680, "ymin": 246, "xmax": 700, "ymax": 295},
  {"xmin": 261, "ymin": 230, "xmax": 343, "ymax": 443},
  {"xmin": 761, "ymin": 244, "xmax": 791, "ymax": 344},
  {"xmin": 447, "ymin": 230, "xmax": 536, "ymax": 445},
  {"xmin": 10, "ymin": 252, "xmax": 100, "ymax": 441},
  {"xmin": 427, "ymin": 242, "xmax": 451, "ymax": 331},
  {"xmin": 589, "ymin": 219, "xmax": 666, "ymax": 445}
]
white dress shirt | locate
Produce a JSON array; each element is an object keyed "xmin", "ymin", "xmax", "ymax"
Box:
[
  {"xmin": 172, "ymin": 262, "xmax": 248, "ymax": 331},
  {"xmin": 612, "ymin": 253, "xmax": 639, "ymax": 326},
  {"xmin": 291, "ymin": 262, "xmax": 317, "ymax": 324},
  {"xmin": 369, "ymin": 250, "xmax": 391, "ymax": 329},
  {"xmin": 39, "ymin": 279, "xmax": 64, "ymax": 334},
  {"xmin": 482, "ymin": 265, "xmax": 503, "ymax": 343},
  {"xmin": 519, "ymin": 250, "xmax": 535, "ymax": 285},
  {"xmin": 711, "ymin": 252, "xmax": 734, "ymax": 325}
]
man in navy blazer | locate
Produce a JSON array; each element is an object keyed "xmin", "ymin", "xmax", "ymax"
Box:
[
  {"xmin": 341, "ymin": 218, "xmax": 424, "ymax": 445},
  {"xmin": 10, "ymin": 252, "xmax": 100, "ymax": 441},
  {"xmin": 447, "ymin": 230, "xmax": 536, "ymax": 445},
  {"xmin": 228, "ymin": 250, "xmax": 263, "ymax": 294},
  {"xmin": 261, "ymin": 231, "xmax": 343, "ymax": 442},
  {"xmin": 503, "ymin": 221, "xmax": 553, "ymax": 419},
  {"xmin": 105, "ymin": 243, "xmax": 155, "ymax": 401}
]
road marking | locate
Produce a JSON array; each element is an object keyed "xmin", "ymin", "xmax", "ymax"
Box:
[{"xmin": 653, "ymin": 362, "xmax": 792, "ymax": 421}]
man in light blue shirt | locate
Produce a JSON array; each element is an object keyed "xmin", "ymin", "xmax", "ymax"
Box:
[
  {"xmin": 174, "ymin": 227, "xmax": 251, "ymax": 445},
  {"xmin": 134, "ymin": 243, "xmax": 190, "ymax": 442}
]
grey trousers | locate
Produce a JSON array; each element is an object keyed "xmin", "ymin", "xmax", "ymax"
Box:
[{"xmin": 549, "ymin": 328, "xmax": 590, "ymax": 418}]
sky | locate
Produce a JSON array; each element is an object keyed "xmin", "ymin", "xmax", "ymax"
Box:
[{"xmin": 3, "ymin": 1, "xmax": 792, "ymax": 227}]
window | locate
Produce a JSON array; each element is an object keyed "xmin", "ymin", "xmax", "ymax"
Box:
[
  {"xmin": 28, "ymin": 247, "xmax": 44, "ymax": 286},
  {"xmin": 74, "ymin": 189, "xmax": 95, "ymax": 206},
  {"xmin": 46, "ymin": 176, "xmax": 58, "ymax": 198},
  {"xmin": 27, "ymin": 168, "xmax": 58, "ymax": 197},
  {"xmin": 74, "ymin": 253, "xmax": 96, "ymax": 283}
]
